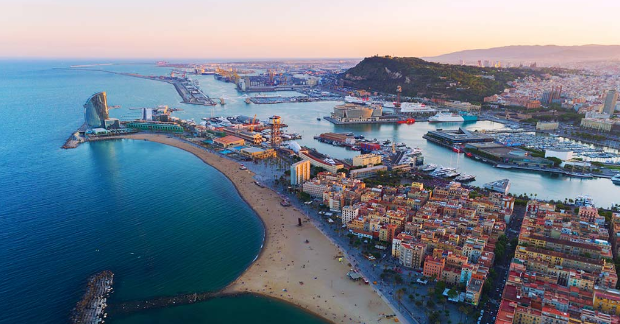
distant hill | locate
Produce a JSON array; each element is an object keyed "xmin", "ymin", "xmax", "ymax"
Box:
[
  {"xmin": 342, "ymin": 56, "xmax": 529, "ymax": 102},
  {"xmin": 424, "ymin": 45, "xmax": 620, "ymax": 65}
]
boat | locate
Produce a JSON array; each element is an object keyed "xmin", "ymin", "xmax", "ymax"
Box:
[
  {"xmin": 612, "ymin": 174, "xmax": 620, "ymax": 185},
  {"xmin": 422, "ymin": 164, "xmax": 438, "ymax": 172},
  {"xmin": 317, "ymin": 117, "xmax": 321, "ymax": 121},
  {"xmin": 428, "ymin": 112, "xmax": 465, "ymax": 123},
  {"xmin": 452, "ymin": 145, "xmax": 464, "ymax": 153},
  {"xmin": 460, "ymin": 111, "xmax": 479, "ymax": 122},
  {"xmin": 245, "ymin": 98, "xmax": 251, "ymax": 104},
  {"xmin": 443, "ymin": 170, "xmax": 460, "ymax": 178},
  {"xmin": 344, "ymin": 95, "xmax": 367, "ymax": 104},
  {"xmin": 220, "ymin": 98, "xmax": 226, "ymax": 105},
  {"xmin": 397, "ymin": 118, "xmax": 416, "ymax": 124},
  {"xmin": 455, "ymin": 174, "xmax": 476, "ymax": 182},
  {"xmin": 484, "ymin": 179, "xmax": 511, "ymax": 195}
]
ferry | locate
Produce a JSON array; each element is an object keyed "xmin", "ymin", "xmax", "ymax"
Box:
[
  {"xmin": 484, "ymin": 179, "xmax": 511, "ymax": 195},
  {"xmin": 612, "ymin": 174, "xmax": 620, "ymax": 185},
  {"xmin": 428, "ymin": 112, "xmax": 465, "ymax": 123},
  {"xmin": 345, "ymin": 95, "xmax": 367, "ymax": 104},
  {"xmin": 428, "ymin": 111, "xmax": 479, "ymax": 123}
]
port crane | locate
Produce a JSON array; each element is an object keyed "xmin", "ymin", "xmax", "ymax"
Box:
[{"xmin": 249, "ymin": 114, "xmax": 257, "ymax": 132}]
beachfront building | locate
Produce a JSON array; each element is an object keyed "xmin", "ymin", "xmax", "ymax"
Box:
[
  {"xmin": 299, "ymin": 149, "xmax": 345, "ymax": 174},
  {"xmin": 352, "ymin": 154, "xmax": 382, "ymax": 167},
  {"xmin": 342, "ymin": 205, "xmax": 360, "ymax": 225},
  {"xmin": 290, "ymin": 160, "xmax": 311, "ymax": 186},
  {"xmin": 423, "ymin": 255, "xmax": 445, "ymax": 279},
  {"xmin": 223, "ymin": 128, "xmax": 263, "ymax": 145},
  {"xmin": 240, "ymin": 147, "xmax": 276, "ymax": 159},
  {"xmin": 125, "ymin": 122, "xmax": 184, "ymax": 133},
  {"xmin": 213, "ymin": 135, "xmax": 244, "ymax": 148},
  {"xmin": 84, "ymin": 92, "xmax": 110, "ymax": 129}
]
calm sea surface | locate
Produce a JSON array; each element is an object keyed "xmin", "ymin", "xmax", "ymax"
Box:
[
  {"xmin": 0, "ymin": 60, "xmax": 325, "ymax": 324},
  {"xmin": 1, "ymin": 59, "xmax": 618, "ymax": 323}
]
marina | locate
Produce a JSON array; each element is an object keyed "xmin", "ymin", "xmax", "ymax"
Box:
[{"xmin": 492, "ymin": 132, "xmax": 620, "ymax": 163}]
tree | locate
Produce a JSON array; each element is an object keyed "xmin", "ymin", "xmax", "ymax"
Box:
[{"xmin": 448, "ymin": 288, "xmax": 458, "ymax": 300}]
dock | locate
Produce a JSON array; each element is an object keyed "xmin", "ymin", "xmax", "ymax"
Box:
[
  {"xmin": 64, "ymin": 68, "xmax": 217, "ymax": 106},
  {"xmin": 172, "ymin": 80, "xmax": 217, "ymax": 106},
  {"xmin": 70, "ymin": 271, "xmax": 113, "ymax": 324},
  {"xmin": 324, "ymin": 116, "xmax": 400, "ymax": 125}
]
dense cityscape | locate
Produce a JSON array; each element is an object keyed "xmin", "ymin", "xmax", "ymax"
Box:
[{"xmin": 3, "ymin": 1, "xmax": 620, "ymax": 324}]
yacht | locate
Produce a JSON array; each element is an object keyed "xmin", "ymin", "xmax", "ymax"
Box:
[
  {"xmin": 455, "ymin": 174, "xmax": 476, "ymax": 182},
  {"xmin": 422, "ymin": 164, "xmax": 438, "ymax": 172},
  {"xmin": 443, "ymin": 169, "xmax": 460, "ymax": 178}
]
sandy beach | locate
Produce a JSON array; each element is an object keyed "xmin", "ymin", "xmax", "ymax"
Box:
[{"xmin": 114, "ymin": 133, "xmax": 398, "ymax": 323}]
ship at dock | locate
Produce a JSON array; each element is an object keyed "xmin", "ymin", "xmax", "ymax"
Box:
[{"xmin": 428, "ymin": 111, "xmax": 478, "ymax": 123}]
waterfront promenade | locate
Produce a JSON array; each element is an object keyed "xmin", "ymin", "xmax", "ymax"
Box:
[{"xmin": 111, "ymin": 133, "xmax": 401, "ymax": 324}]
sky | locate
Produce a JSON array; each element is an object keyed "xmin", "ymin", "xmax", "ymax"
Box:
[{"xmin": 1, "ymin": 0, "xmax": 620, "ymax": 59}]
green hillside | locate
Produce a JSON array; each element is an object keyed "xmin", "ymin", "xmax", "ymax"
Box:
[{"xmin": 342, "ymin": 56, "xmax": 529, "ymax": 102}]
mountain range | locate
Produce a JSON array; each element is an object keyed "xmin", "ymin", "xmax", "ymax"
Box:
[{"xmin": 424, "ymin": 45, "xmax": 620, "ymax": 65}]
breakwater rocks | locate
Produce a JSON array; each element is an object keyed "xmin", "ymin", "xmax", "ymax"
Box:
[{"xmin": 70, "ymin": 270, "xmax": 113, "ymax": 324}]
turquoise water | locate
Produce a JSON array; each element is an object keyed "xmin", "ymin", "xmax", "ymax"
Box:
[
  {"xmin": 0, "ymin": 61, "xmax": 327, "ymax": 324},
  {"xmin": 111, "ymin": 295, "xmax": 327, "ymax": 324}
]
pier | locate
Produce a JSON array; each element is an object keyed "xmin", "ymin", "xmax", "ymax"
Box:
[
  {"xmin": 71, "ymin": 271, "xmax": 113, "ymax": 324},
  {"xmin": 172, "ymin": 80, "xmax": 217, "ymax": 106},
  {"xmin": 66, "ymin": 68, "xmax": 217, "ymax": 106}
]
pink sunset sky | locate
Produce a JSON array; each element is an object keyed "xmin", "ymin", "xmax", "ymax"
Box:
[{"xmin": 1, "ymin": 0, "xmax": 619, "ymax": 59}]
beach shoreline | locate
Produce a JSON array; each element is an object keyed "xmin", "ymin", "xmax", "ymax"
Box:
[{"xmin": 104, "ymin": 133, "xmax": 401, "ymax": 324}]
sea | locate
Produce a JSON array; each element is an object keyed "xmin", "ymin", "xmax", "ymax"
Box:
[{"xmin": 0, "ymin": 59, "xmax": 618, "ymax": 323}]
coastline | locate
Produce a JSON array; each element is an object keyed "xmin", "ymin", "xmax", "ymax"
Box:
[{"xmin": 104, "ymin": 133, "xmax": 401, "ymax": 324}]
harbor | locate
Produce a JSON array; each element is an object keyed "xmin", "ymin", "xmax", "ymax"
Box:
[{"xmin": 70, "ymin": 271, "xmax": 113, "ymax": 324}]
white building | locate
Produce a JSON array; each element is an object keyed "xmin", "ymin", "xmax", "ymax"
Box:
[
  {"xmin": 341, "ymin": 205, "xmax": 359, "ymax": 225},
  {"xmin": 545, "ymin": 149, "xmax": 574, "ymax": 161},
  {"xmin": 302, "ymin": 181, "xmax": 328, "ymax": 198}
]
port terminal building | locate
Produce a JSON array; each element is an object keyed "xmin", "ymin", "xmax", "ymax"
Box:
[{"xmin": 423, "ymin": 128, "xmax": 493, "ymax": 148}]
